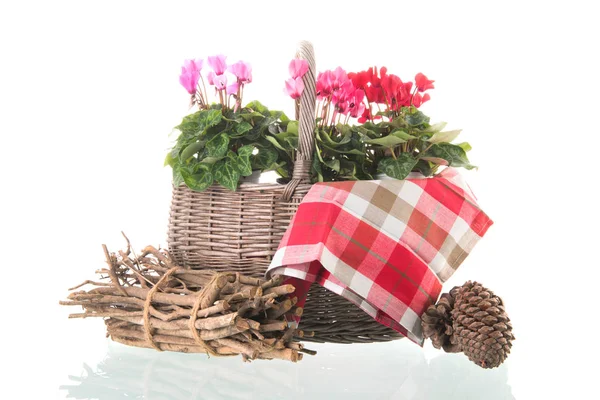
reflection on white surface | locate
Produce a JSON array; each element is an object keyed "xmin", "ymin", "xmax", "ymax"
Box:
[{"xmin": 60, "ymin": 340, "xmax": 513, "ymax": 400}]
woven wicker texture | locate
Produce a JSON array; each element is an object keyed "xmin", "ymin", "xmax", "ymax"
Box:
[{"xmin": 167, "ymin": 41, "xmax": 402, "ymax": 343}]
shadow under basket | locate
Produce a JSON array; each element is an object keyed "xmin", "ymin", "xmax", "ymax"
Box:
[{"xmin": 167, "ymin": 183, "xmax": 403, "ymax": 344}]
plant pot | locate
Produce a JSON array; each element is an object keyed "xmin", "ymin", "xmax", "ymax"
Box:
[{"xmin": 240, "ymin": 170, "xmax": 281, "ymax": 184}]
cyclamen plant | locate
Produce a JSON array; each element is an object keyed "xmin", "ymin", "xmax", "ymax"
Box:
[
  {"xmin": 284, "ymin": 64, "xmax": 475, "ymax": 182},
  {"xmin": 166, "ymin": 55, "xmax": 296, "ymax": 191}
]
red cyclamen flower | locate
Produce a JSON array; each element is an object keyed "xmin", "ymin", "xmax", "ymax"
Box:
[
  {"xmin": 415, "ymin": 73, "xmax": 435, "ymax": 92},
  {"xmin": 351, "ymin": 67, "xmax": 385, "ymax": 104},
  {"xmin": 412, "ymin": 92, "xmax": 431, "ymax": 108}
]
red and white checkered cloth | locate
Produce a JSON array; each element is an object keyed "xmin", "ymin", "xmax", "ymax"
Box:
[{"xmin": 266, "ymin": 168, "xmax": 493, "ymax": 345}]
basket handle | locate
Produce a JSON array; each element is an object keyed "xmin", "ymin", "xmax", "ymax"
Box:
[{"xmin": 282, "ymin": 41, "xmax": 317, "ymax": 200}]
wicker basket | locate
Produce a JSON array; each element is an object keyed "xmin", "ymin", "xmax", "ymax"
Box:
[{"xmin": 168, "ymin": 42, "xmax": 403, "ymax": 344}]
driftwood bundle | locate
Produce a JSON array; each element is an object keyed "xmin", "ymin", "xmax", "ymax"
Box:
[{"xmin": 60, "ymin": 237, "xmax": 315, "ymax": 363}]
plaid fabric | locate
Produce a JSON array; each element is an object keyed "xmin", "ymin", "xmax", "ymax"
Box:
[{"xmin": 266, "ymin": 168, "xmax": 493, "ymax": 345}]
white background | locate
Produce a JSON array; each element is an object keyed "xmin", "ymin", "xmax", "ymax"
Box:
[{"xmin": 1, "ymin": 1, "xmax": 598, "ymax": 399}]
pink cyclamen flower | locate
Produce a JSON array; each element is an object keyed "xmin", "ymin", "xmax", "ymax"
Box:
[
  {"xmin": 289, "ymin": 59, "xmax": 309, "ymax": 79},
  {"xmin": 206, "ymin": 71, "xmax": 216, "ymax": 85},
  {"xmin": 184, "ymin": 58, "xmax": 204, "ymax": 74},
  {"xmin": 213, "ymin": 74, "xmax": 227, "ymax": 90},
  {"xmin": 226, "ymin": 81, "xmax": 239, "ymax": 95},
  {"xmin": 207, "ymin": 54, "xmax": 227, "ymax": 75},
  {"xmin": 316, "ymin": 67, "xmax": 350, "ymax": 100},
  {"xmin": 347, "ymin": 89, "xmax": 366, "ymax": 118},
  {"xmin": 415, "ymin": 73, "xmax": 435, "ymax": 92},
  {"xmin": 179, "ymin": 61, "xmax": 201, "ymax": 94},
  {"xmin": 228, "ymin": 61, "xmax": 252, "ymax": 84},
  {"xmin": 284, "ymin": 77, "xmax": 305, "ymax": 99}
]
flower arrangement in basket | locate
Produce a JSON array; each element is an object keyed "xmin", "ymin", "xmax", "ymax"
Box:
[
  {"xmin": 166, "ymin": 55, "xmax": 476, "ymax": 193},
  {"xmin": 166, "ymin": 43, "xmax": 512, "ymax": 365},
  {"xmin": 284, "ymin": 63, "xmax": 475, "ymax": 183},
  {"xmin": 61, "ymin": 42, "xmax": 514, "ymax": 369}
]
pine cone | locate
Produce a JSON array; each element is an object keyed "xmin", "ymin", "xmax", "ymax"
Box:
[
  {"xmin": 421, "ymin": 291, "xmax": 462, "ymax": 353},
  {"xmin": 422, "ymin": 281, "xmax": 515, "ymax": 369}
]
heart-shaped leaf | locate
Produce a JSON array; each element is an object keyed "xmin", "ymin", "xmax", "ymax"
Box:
[
  {"xmin": 234, "ymin": 153, "xmax": 253, "ymax": 177},
  {"xmin": 390, "ymin": 130, "xmax": 417, "ymax": 140},
  {"xmin": 206, "ymin": 133, "xmax": 229, "ymax": 158},
  {"xmin": 456, "ymin": 142, "xmax": 472, "ymax": 152},
  {"xmin": 253, "ymin": 147, "xmax": 279, "ymax": 170},
  {"xmin": 377, "ymin": 154, "xmax": 419, "ymax": 180},
  {"xmin": 405, "ymin": 110, "xmax": 430, "ymax": 126},
  {"xmin": 213, "ymin": 159, "xmax": 240, "ymax": 191},
  {"xmin": 424, "ymin": 143, "xmax": 476, "ymax": 169},
  {"xmin": 237, "ymin": 145, "xmax": 255, "ymax": 157},
  {"xmin": 427, "ymin": 129, "xmax": 462, "ymax": 144},
  {"xmin": 234, "ymin": 121, "xmax": 252, "ymax": 135},
  {"xmin": 423, "ymin": 121, "xmax": 448, "ymax": 133},
  {"xmin": 180, "ymin": 163, "xmax": 213, "ymax": 191}
]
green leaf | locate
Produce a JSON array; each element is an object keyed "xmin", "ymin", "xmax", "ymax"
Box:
[
  {"xmin": 264, "ymin": 135, "xmax": 286, "ymax": 151},
  {"xmin": 324, "ymin": 159, "xmax": 340, "ymax": 172},
  {"xmin": 237, "ymin": 145, "xmax": 255, "ymax": 157},
  {"xmin": 456, "ymin": 142, "xmax": 472, "ymax": 152},
  {"xmin": 164, "ymin": 150, "xmax": 176, "ymax": 167},
  {"xmin": 253, "ymin": 147, "xmax": 279, "ymax": 170},
  {"xmin": 239, "ymin": 111, "xmax": 264, "ymax": 121},
  {"xmin": 276, "ymin": 111, "xmax": 290, "ymax": 122},
  {"xmin": 355, "ymin": 125, "xmax": 380, "ymax": 138},
  {"xmin": 424, "ymin": 143, "xmax": 476, "ymax": 169},
  {"xmin": 420, "ymin": 156, "xmax": 449, "ymax": 166},
  {"xmin": 317, "ymin": 128, "xmax": 350, "ymax": 147},
  {"xmin": 339, "ymin": 160, "xmax": 358, "ymax": 180},
  {"xmin": 423, "ymin": 121, "xmax": 447, "ymax": 133},
  {"xmin": 377, "ymin": 154, "xmax": 419, "ymax": 180},
  {"xmin": 286, "ymin": 121, "xmax": 299, "ymax": 135},
  {"xmin": 200, "ymin": 156, "xmax": 224, "ymax": 164},
  {"xmin": 234, "ymin": 121, "xmax": 253, "ymax": 135},
  {"xmin": 199, "ymin": 109, "xmax": 223, "ymax": 131},
  {"xmin": 427, "ymin": 129, "xmax": 462, "ymax": 144},
  {"xmin": 175, "ymin": 112, "xmax": 202, "ymax": 137},
  {"xmin": 414, "ymin": 159, "xmax": 433, "ymax": 176},
  {"xmin": 311, "ymin": 156, "xmax": 324, "ymax": 182},
  {"xmin": 213, "ymin": 159, "xmax": 240, "ymax": 191},
  {"xmin": 234, "ymin": 153, "xmax": 253, "ymax": 177},
  {"xmin": 390, "ymin": 130, "xmax": 417, "ymax": 140},
  {"xmin": 205, "ymin": 133, "xmax": 229, "ymax": 158},
  {"xmin": 405, "ymin": 110, "xmax": 430, "ymax": 126},
  {"xmin": 363, "ymin": 135, "xmax": 407, "ymax": 148},
  {"xmin": 180, "ymin": 141, "xmax": 204, "ymax": 161},
  {"xmin": 245, "ymin": 100, "xmax": 269, "ymax": 116},
  {"xmin": 284, "ymin": 136, "xmax": 298, "ymax": 149},
  {"xmin": 180, "ymin": 163, "xmax": 213, "ymax": 192},
  {"xmin": 173, "ymin": 167, "xmax": 185, "ymax": 187},
  {"xmin": 320, "ymin": 142, "xmax": 365, "ymax": 155},
  {"xmin": 314, "ymin": 143, "xmax": 325, "ymax": 163}
]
